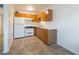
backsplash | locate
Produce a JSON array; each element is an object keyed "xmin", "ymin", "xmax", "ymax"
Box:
[{"xmin": 39, "ymin": 21, "xmax": 55, "ymax": 28}]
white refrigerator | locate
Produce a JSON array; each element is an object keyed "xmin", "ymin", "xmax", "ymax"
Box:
[{"xmin": 14, "ymin": 17, "xmax": 25, "ymax": 38}]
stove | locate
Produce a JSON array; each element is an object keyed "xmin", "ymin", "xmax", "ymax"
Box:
[{"xmin": 24, "ymin": 26, "xmax": 34, "ymax": 36}]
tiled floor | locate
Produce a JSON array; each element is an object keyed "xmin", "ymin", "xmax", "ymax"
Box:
[
  {"xmin": 0, "ymin": 36, "xmax": 3, "ymax": 55},
  {"xmin": 9, "ymin": 36, "xmax": 74, "ymax": 55}
]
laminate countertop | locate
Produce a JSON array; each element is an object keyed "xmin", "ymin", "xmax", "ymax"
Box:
[
  {"xmin": 15, "ymin": 23, "xmax": 57, "ymax": 30},
  {"xmin": 35, "ymin": 26, "xmax": 57, "ymax": 30}
]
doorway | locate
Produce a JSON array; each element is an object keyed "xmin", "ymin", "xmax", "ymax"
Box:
[{"xmin": 0, "ymin": 14, "xmax": 3, "ymax": 54}]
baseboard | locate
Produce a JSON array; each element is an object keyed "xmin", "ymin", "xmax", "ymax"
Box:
[
  {"xmin": 2, "ymin": 52, "xmax": 8, "ymax": 55},
  {"xmin": 3, "ymin": 38, "xmax": 14, "ymax": 54},
  {"xmin": 57, "ymin": 43, "xmax": 77, "ymax": 55},
  {"xmin": 3, "ymin": 50, "xmax": 9, "ymax": 55},
  {"xmin": 9, "ymin": 39, "xmax": 14, "ymax": 50}
]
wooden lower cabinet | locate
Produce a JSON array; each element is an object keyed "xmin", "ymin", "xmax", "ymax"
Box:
[
  {"xmin": 40, "ymin": 29, "xmax": 48, "ymax": 44},
  {"xmin": 34, "ymin": 27, "xmax": 57, "ymax": 45}
]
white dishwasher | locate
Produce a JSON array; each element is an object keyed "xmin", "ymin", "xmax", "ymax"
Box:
[{"xmin": 24, "ymin": 27, "xmax": 34, "ymax": 36}]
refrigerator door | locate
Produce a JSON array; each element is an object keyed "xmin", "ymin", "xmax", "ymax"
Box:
[
  {"xmin": 14, "ymin": 17, "xmax": 25, "ymax": 24},
  {"xmin": 14, "ymin": 24, "xmax": 25, "ymax": 38},
  {"xmin": 14, "ymin": 17, "xmax": 25, "ymax": 38}
]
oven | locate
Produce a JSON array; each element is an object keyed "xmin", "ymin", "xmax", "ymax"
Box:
[{"xmin": 24, "ymin": 26, "xmax": 34, "ymax": 36}]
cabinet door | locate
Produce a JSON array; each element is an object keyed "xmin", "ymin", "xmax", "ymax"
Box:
[
  {"xmin": 32, "ymin": 15, "xmax": 40, "ymax": 22},
  {"xmin": 36, "ymin": 28, "xmax": 41, "ymax": 38},
  {"xmin": 39, "ymin": 29, "xmax": 48, "ymax": 44},
  {"xmin": 38, "ymin": 9, "xmax": 52, "ymax": 21},
  {"xmin": 40, "ymin": 29, "xmax": 45, "ymax": 42},
  {"xmin": 47, "ymin": 9, "xmax": 52, "ymax": 21},
  {"xmin": 38, "ymin": 28, "xmax": 43, "ymax": 39},
  {"xmin": 35, "ymin": 28, "xmax": 48, "ymax": 44},
  {"xmin": 35, "ymin": 28, "xmax": 42, "ymax": 38},
  {"xmin": 43, "ymin": 29, "xmax": 48, "ymax": 44},
  {"xmin": 34, "ymin": 28, "xmax": 38, "ymax": 36}
]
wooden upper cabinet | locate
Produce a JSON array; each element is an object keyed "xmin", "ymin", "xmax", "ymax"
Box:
[
  {"xmin": 15, "ymin": 13, "xmax": 33, "ymax": 18},
  {"xmin": 47, "ymin": 9, "xmax": 52, "ymax": 21},
  {"xmin": 38, "ymin": 9, "xmax": 53, "ymax": 21},
  {"xmin": 32, "ymin": 15, "xmax": 40, "ymax": 22},
  {"xmin": 15, "ymin": 9, "xmax": 53, "ymax": 22},
  {"xmin": 15, "ymin": 13, "xmax": 40, "ymax": 22}
]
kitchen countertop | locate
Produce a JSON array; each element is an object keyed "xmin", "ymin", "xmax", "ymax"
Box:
[
  {"xmin": 35, "ymin": 26, "xmax": 57, "ymax": 30},
  {"xmin": 24, "ymin": 26, "xmax": 57, "ymax": 30},
  {"xmin": 25, "ymin": 26, "xmax": 56, "ymax": 30},
  {"xmin": 39, "ymin": 27, "xmax": 57, "ymax": 30},
  {"xmin": 15, "ymin": 23, "xmax": 57, "ymax": 30}
]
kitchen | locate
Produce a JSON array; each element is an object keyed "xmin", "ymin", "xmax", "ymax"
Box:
[
  {"xmin": 6, "ymin": 4, "xmax": 74, "ymax": 55},
  {"xmin": 13, "ymin": 4, "xmax": 57, "ymax": 45},
  {"xmin": 1, "ymin": 0, "xmax": 79, "ymax": 58}
]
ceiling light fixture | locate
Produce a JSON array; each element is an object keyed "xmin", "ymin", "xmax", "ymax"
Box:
[
  {"xmin": 45, "ymin": 10, "xmax": 48, "ymax": 14},
  {"xmin": 27, "ymin": 6, "xmax": 35, "ymax": 11}
]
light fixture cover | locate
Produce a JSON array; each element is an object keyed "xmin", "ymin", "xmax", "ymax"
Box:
[
  {"xmin": 27, "ymin": 6, "xmax": 35, "ymax": 11},
  {"xmin": 45, "ymin": 10, "xmax": 48, "ymax": 14}
]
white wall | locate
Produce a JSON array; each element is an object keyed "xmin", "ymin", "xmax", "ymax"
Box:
[
  {"xmin": 3, "ymin": 5, "xmax": 9, "ymax": 53},
  {"xmin": 3, "ymin": 4, "xmax": 14, "ymax": 54},
  {"xmin": 8, "ymin": 5, "xmax": 14, "ymax": 49},
  {"xmin": 51, "ymin": 4, "xmax": 79, "ymax": 54}
]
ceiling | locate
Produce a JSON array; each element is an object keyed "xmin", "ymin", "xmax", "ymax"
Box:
[{"xmin": 14, "ymin": 4, "xmax": 52, "ymax": 14}]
